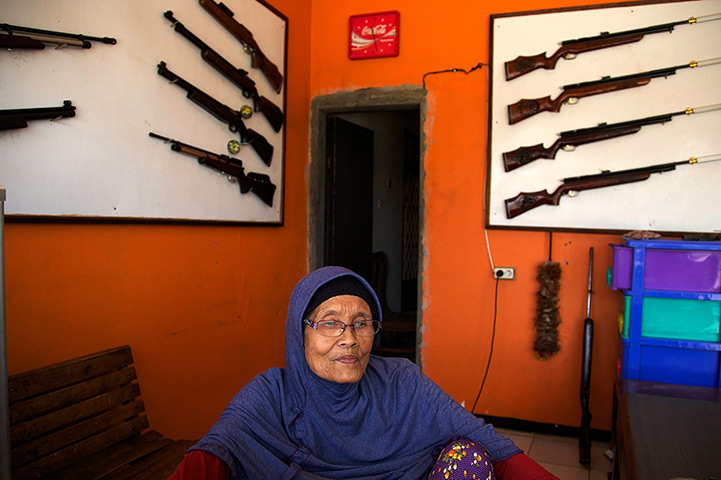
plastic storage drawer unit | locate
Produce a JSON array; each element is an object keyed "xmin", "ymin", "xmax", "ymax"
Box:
[{"xmin": 620, "ymin": 337, "xmax": 721, "ymax": 388}]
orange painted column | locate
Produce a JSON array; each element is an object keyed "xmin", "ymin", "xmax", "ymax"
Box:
[{"xmin": 310, "ymin": 0, "xmax": 631, "ymax": 431}]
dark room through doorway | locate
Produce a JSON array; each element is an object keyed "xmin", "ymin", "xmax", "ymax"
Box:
[{"xmin": 323, "ymin": 108, "xmax": 421, "ymax": 362}]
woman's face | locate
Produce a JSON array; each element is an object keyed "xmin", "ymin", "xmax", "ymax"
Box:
[{"xmin": 303, "ymin": 294, "xmax": 374, "ymax": 383}]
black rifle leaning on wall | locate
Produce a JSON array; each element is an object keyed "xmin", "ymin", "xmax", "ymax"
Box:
[
  {"xmin": 502, "ymin": 103, "xmax": 721, "ymax": 171},
  {"xmin": 157, "ymin": 61, "xmax": 273, "ymax": 166},
  {"xmin": 507, "ymin": 57, "xmax": 721, "ymax": 124},
  {"xmin": 163, "ymin": 11, "xmax": 284, "ymax": 133},
  {"xmin": 0, "ymin": 23, "xmax": 116, "ymax": 49},
  {"xmin": 198, "ymin": 0, "xmax": 283, "ymax": 93},
  {"xmin": 504, "ymin": 153, "xmax": 721, "ymax": 218},
  {"xmin": 0, "ymin": 100, "xmax": 75, "ymax": 131},
  {"xmin": 504, "ymin": 12, "xmax": 721, "ymax": 80},
  {"xmin": 578, "ymin": 246, "xmax": 594, "ymax": 465},
  {"xmin": 149, "ymin": 132, "xmax": 276, "ymax": 207}
]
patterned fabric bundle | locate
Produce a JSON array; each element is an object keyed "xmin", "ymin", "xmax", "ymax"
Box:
[{"xmin": 427, "ymin": 439, "xmax": 495, "ymax": 480}]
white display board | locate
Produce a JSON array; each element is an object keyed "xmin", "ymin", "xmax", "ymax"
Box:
[
  {"xmin": 487, "ymin": 0, "xmax": 721, "ymax": 233},
  {"xmin": 0, "ymin": 0, "xmax": 286, "ymax": 223}
]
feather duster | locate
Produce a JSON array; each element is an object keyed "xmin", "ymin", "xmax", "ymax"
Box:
[{"xmin": 534, "ymin": 232, "xmax": 561, "ymax": 359}]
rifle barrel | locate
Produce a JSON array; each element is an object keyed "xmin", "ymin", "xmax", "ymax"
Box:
[
  {"xmin": 576, "ymin": 56, "xmax": 721, "ymax": 90},
  {"xmin": 164, "ymin": 11, "xmax": 218, "ymax": 60},
  {"xmin": 586, "ymin": 247, "xmax": 594, "ymax": 318},
  {"xmin": 564, "ymin": 153, "xmax": 721, "ymax": 184},
  {"xmin": 563, "ymin": 64, "xmax": 685, "ymax": 90},
  {"xmin": 564, "ymin": 161, "xmax": 681, "ymax": 183},
  {"xmin": 561, "ymin": 103, "xmax": 721, "ymax": 138},
  {"xmin": 562, "ymin": 112, "xmax": 683, "ymax": 139},
  {"xmin": 149, "ymin": 132, "xmax": 217, "ymax": 158},
  {"xmin": 1, "ymin": 23, "xmax": 116, "ymax": 44},
  {"xmin": 148, "ymin": 132, "xmax": 171, "ymax": 142},
  {"xmin": 164, "ymin": 12, "xmax": 258, "ymax": 97},
  {"xmin": 0, "ymin": 100, "xmax": 75, "ymax": 118},
  {"xmin": 562, "ymin": 19, "xmax": 688, "ymax": 46}
]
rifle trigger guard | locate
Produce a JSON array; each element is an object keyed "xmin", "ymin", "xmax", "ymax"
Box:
[
  {"xmin": 567, "ymin": 190, "xmax": 579, "ymax": 197},
  {"xmin": 562, "ymin": 144, "xmax": 576, "ymax": 152},
  {"xmin": 567, "ymin": 97, "xmax": 579, "ymax": 105},
  {"xmin": 563, "ymin": 53, "xmax": 577, "ymax": 60}
]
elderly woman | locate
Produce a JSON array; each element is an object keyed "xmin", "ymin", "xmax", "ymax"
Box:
[{"xmin": 169, "ymin": 266, "xmax": 559, "ymax": 480}]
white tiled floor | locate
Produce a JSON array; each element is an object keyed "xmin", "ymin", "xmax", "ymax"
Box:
[{"xmin": 495, "ymin": 428, "xmax": 613, "ymax": 480}]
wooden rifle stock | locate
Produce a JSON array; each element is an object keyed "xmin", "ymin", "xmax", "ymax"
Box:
[
  {"xmin": 505, "ymin": 34, "xmax": 645, "ymax": 80},
  {"xmin": 202, "ymin": 50, "xmax": 285, "ymax": 132},
  {"xmin": 198, "ymin": 0, "xmax": 283, "ymax": 93},
  {"xmin": 507, "ymin": 77, "xmax": 651, "ymax": 124},
  {"xmin": 197, "ymin": 156, "xmax": 276, "ymax": 207},
  {"xmin": 504, "ymin": 171, "xmax": 651, "ymax": 218}
]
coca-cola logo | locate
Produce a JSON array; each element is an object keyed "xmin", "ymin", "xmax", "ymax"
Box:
[{"xmin": 361, "ymin": 24, "xmax": 388, "ymax": 36}]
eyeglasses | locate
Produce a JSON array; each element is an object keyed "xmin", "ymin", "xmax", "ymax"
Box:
[{"xmin": 303, "ymin": 318, "xmax": 381, "ymax": 337}]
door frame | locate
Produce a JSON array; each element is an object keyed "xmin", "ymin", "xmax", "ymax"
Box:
[{"xmin": 308, "ymin": 85, "xmax": 427, "ymax": 362}]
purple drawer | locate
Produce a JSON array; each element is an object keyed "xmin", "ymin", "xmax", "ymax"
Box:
[{"xmin": 611, "ymin": 244, "xmax": 721, "ymax": 293}]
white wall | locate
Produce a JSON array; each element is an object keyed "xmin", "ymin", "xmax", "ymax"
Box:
[{"xmin": 1, "ymin": 0, "xmax": 286, "ymax": 223}]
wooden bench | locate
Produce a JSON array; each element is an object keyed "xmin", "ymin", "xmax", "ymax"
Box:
[{"xmin": 8, "ymin": 345, "xmax": 194, "ymax": 480}]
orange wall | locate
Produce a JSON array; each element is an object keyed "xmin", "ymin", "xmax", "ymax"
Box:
[
  {"xmin": 4, "ymin": 0, "xmax": 665, "ymax": 445},
  {"xmin": 310, "ymin": 0, "xmax": 634, "ymax": 431},
  {"xmin": 5, "ymin": 0, "xmax": 311, "ymax": 441}
]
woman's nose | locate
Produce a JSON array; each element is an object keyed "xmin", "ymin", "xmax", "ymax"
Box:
[{"xmin": 337, "ymin": 325, "xmax": 358, "ymax": 346}]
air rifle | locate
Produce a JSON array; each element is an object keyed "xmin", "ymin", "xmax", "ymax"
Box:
[
  {"xmin": 199, "ymin": 0, "xmax": 283, "ymax": 93},
  {"xmin": 504, "ymin": 13, "xmax": 721, "ymax": 80},
  {"xmin": 578, "ymin": 246, "xmax": 594, "ymax": 465},
  {"xmin": 508, "ymin": 57, "xmax": 721, "ymax": 124},
  {"xmin": 502, "ymin": 103, "xmax": 721, "ymax": 171},
  {"xmin": 149, "ymin": 132, "xmax": 276, "ymax": 206},
  {"xmin": 0, "ymin": 23, "xmax": 116, "ymax": 49},
  {"xmin": 157, "ymin": 61, "xmax": 273, "ymax": 166},
  {"xmin": 163, "ymin": 11, "xmax": 284, "ymax": 133},
  {"xmin": 0, "ymin": 100, "xmax": 75, "ymax": 131},
  {"xmin": 504, "ymin": 153, "xmax": 721, "ymax": 218}
]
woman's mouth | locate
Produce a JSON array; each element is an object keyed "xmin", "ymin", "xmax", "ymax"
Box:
[{"xmin": 334, "ymin": 355, "xmax": 358, "ymax": 364}]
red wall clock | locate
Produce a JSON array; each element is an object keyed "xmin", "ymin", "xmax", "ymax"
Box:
[{"xmin": 348, "ymin": 11, "xmax": 400, "ymax": 60}]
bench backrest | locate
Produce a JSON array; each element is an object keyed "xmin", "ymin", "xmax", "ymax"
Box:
[{"xmin": 8, "ymin": 345, "xmax": 149, "ymax": 479}]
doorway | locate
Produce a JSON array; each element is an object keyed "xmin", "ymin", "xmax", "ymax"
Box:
[{"xmin": 309, "ymin": 86, "xmax": 426, "ymax": 363}]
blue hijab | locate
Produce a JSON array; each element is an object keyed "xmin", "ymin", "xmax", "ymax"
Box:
[{"xmin": 191, "ymin": 266, "xmax": 520, "ymax": 479}]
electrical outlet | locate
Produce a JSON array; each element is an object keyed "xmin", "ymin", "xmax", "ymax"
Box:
[{"xmin": 493, "ymin": 267, "xmax": 516, "ymax": 280}]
